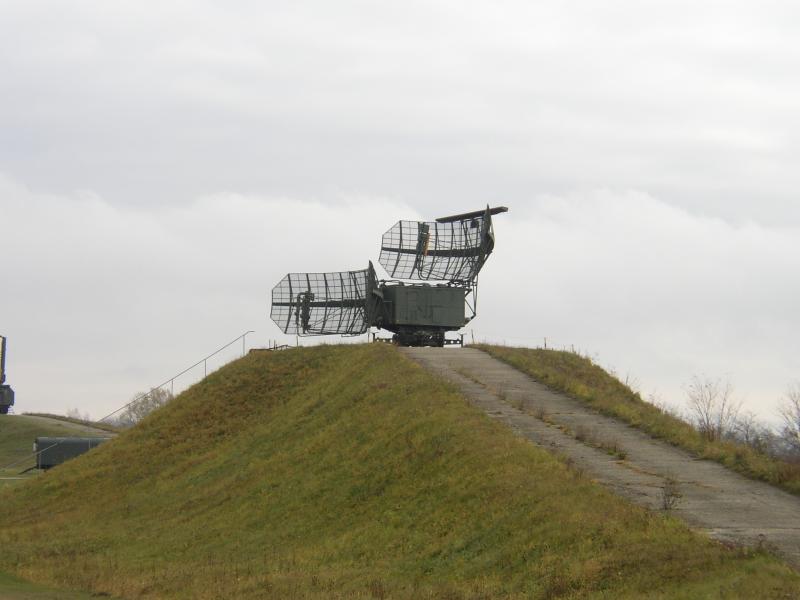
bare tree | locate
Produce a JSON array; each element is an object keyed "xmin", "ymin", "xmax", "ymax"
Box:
[
  {"xmin": 685, "ymin": 375, "xmax": 740, "ymax": 442},
  {"xmin": 732, "ymin": 410, "xmax": 773, "ymax": 453},
  {"xmin": 113, "ymin": 387, "xmax": 174, "ymax": 428},
  {"xmin": 66, "ymin": 407, "xmax": 92, "ymax": 422},
  {"xmin": 779, "ymin": 382, "xmax": 800, "ymax": 456}
]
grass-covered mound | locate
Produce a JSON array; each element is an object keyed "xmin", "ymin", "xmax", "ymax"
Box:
[
  {"xmin": 0, "ymin": 344, "xmax": 798, "ymax": 599},
  {"xmin": 476, "ymin": 344, "xmax": 800, "ymax": 496}
]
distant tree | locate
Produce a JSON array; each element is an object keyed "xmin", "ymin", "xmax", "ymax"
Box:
[
  {"xmin": 779, "ymin": 382, "xmax": 800, "ymax": 457},
  {"xmin": 113, "ymin": 387, "xmax": 173, "ymax": 428},
  {"xmin": 66, "ymin": 407, "xmax": 92, "ymax": 422},
  {"xmin": 685, "ymin": 375, "xmax": 740, "ymax": 442},
  {"xmin": 731, "ymin": 410, "xmax": 773, "ymax": 453}
]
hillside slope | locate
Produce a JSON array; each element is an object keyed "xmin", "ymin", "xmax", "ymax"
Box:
[
  {"xmin": 0, "ymin": 345, "xmax": 798, "ymax": 599},
  {"xmin": 476, "ymin": 345, "xmax": 800, "ymax": 494},
  {"xmin": 407, "ymin": 347, "xmax": 800, "ymax": 568},
  {"xmin": 0, "ymin": 415, "xmax": 112, "ymax": 488}
]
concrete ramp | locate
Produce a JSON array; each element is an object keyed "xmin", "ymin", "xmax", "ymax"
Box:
[{"xmin": 403, "ymin": 347, "xmax": 800, "ymax": 568}]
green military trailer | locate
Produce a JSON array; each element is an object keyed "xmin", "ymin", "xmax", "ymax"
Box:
[
  {"xmin": 34, "ymin": 437, "xmax": 111, "ymax": 470},
  {"xmin": 380, "ymin": 283, "xmax": 466, "ymax": 347},
  {"xmin": 0, "ymin": 386, "xmax": 12, "ymax": 415}
]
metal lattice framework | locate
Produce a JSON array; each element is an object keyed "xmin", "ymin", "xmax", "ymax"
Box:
[
  {"xmin": 0, "ymin": 335, "xmax": 6, "ymax": 384},
  {"xmin": 378, "ymin": 216, "xmax": 492, "ymax": 282},
  {"xmin": 270, "ymin": 266, "xmax": 375, "ymax": 336}
]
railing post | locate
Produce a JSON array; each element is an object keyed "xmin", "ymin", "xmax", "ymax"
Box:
[{"xmin": 242, "ymin": 330, "xmax": 254, "ymax": 357}]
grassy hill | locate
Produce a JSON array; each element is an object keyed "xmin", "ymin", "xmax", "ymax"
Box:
[
  {"xmin": 0, "ymin": 415, "xmax": 113, "ymax": 488},
  {"xmin": 21, "ymin": 413, "xmax": 119, "ymax": 434},
  {"xmin": 476, "ymin": 344, "xmax": 800, "ymax": 495},
  {"xmin": 0, "ymin": 344, "xmax": 798, "ymax": 599}
]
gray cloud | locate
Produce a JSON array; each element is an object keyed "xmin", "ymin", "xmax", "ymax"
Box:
[
  {"xmin": 1, "ymin": 173, "xmax": 414, "ymax": 416},
  {"xmin": 480, "ymin": 192, "xmax": 800, "ymax": 420},
  {"xmin": 2, "ymin": 2, "xmax": 799, "ymax": 421},
  {"xmin": 2, "ymin": 174, "xmax": 798, "ymax": 422},
  {"xmin": 2, "ymin": 2, "xmax": 800, "ymax": 222}
]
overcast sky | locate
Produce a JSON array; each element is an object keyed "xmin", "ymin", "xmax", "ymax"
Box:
[{"xmin": 2, "ymin": 1, "xmax": 799, "ymax": 422}]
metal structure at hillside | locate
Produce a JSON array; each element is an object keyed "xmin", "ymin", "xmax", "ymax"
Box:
[
  {"xmin": 34, "ymin": 437, "xmax": 112, "ymax": 470},
  {"xmin": 270, "ymin": 206, "xmax": 508, "ymax": 347},
  {"xmin": 0, "ymin": 335, "xmax": 15, "ymax": 414}
]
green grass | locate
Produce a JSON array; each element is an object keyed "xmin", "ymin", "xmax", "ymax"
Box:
[
  {"xmin": 22, "ymin": 412, "xmax": 120, "ymax": 434},
  {"xmin": 475, "ymin": 344, "xmax": 800, "ymax": 496},
  {"xmin": 0, "ymin": 344, "xmax": 798, "ymax": 599},
  {"xmin": 0, "ymin": 571, "xmax": 107, "ymax": 600}
]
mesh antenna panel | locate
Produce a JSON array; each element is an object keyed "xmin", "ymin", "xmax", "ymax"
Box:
[
  {"xmin": 270, "ymin": 264, "xmax": 378, "ymax": 336},
  {"xmin": 269, "ymin": 206, "xmax": 507, "ymax": 346},
  {"xmin": 379, "ymin": 207, "xmax": 506, "ymax": 282}
]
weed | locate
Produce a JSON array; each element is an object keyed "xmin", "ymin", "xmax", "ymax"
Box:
[
  {"xmin": 603, "ymin": 439, "xmax": 627, "ymax": 460},
  {"xmin": 569, "ymin": 425, "xmax": 627, "ymax": 460},
  {"xmin": 756, "ymin": 534, "xmax": 781, "ymax": 557},
  {"xmin": 368, "ymin": 579, "xmax": 387, "ymax": 599},
  {"xmin": 574, "ymin": 425, "xmax": 591, "ymax": 443},
  {"xmin": 661, "ymin": 477, "xmax": 682, "ymax": 511}
]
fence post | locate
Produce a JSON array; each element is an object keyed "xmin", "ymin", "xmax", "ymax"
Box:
[{"xmin": 242, "ymin": 330, "xmax": 254, "ymax": 357}]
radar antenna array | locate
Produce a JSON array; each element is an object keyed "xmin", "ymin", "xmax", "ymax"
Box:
[{"xmin": 269, "ymin": 206, "xmax": 507, "ymax": 346}]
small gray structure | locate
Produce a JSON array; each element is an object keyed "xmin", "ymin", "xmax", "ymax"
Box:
[
  {"xmin": 34, "ymin": 437, "xmax": 111, "ymax": 470},
  {"xmin": 0, "ymin": 335, "xmax": 14, "ymax": 414}
]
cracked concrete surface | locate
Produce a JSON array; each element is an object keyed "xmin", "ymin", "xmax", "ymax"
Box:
[{"xmin": 402, "ymin": 347, "xmax": 800, "ymax": 568}]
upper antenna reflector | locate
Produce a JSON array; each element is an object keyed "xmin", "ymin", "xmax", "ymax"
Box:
[{"xmin": 378, "ymin": 205, "xmax": 506, "ymax": 282}]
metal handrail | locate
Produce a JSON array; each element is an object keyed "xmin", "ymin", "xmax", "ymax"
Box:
[
  {"xmin": 1, "ymin": 441, "xmax": 62, "ymax": 471},
  {"xmin": 98, "ymin": 330, "xmax": 254, "ymax": 423},
  {"xmin": 0, "ymin": 330, "xmax": 254, "ymax": 472}
]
